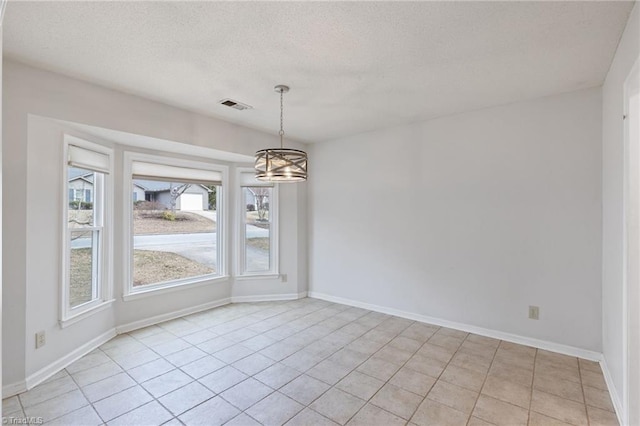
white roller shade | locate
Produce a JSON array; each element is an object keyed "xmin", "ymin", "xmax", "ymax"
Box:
[
  {"xmin": 132, "ymin": 161, "xmax": 222, "ymax": 185},
  {"xmin": 240, "ymin": 171, "xmax": 274, "ymax": 187},
  {"xmin": 68, "ymin": 145, "xmax": 110, "ymax": 174}
]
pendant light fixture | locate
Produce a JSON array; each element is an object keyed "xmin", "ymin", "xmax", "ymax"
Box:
[{"xmin": 255, "ymin": 85, "xmax": 308, "ymax": 182}]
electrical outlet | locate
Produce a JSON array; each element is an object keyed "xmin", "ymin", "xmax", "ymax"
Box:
[
  {"xmin": 528, "ymin": 306, "xmax": 540, "ymax": 320},
  {"xmin": 281, "ymin": 274, "xmax": 287, "ymax": 283},
  {"xmin": 36, "ymin": 331, "xmax": 46, "ymax": 348}
]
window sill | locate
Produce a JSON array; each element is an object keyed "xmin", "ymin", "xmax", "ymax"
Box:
[
  {"xmin": 60, "ymin": 299, "xmax": 115, "ymax": 329},
  {"xmin": 123, "ymin": 275, "xmax": 229, "ymax": 302},
  {"xmin": 235, "ymin": 273, "xmax": 281, "ymax": 281}
]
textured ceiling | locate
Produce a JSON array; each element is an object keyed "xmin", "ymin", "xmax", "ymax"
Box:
[{"xmin": 3, "ymin": 1, "xmax": 635, "ymax": 143}]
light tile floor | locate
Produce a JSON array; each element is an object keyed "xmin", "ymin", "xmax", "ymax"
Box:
[{"xmin": 2, "ymin": 298, "xmax": 619, "ymax": 426}]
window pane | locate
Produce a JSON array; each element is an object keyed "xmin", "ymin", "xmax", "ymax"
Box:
[
  {"xmin": 69, "ymin": 230, "xmax": 96, "ymax": 308},
  {"xmin": 244, "ymin": 187, "xmax": 271, "ymax": 273},
  {"xmin": 245, "ymin": 224, "xmax": 270, "ymax": 272},
  {"xmin": 68, "ymin": 167, "xmax": 95, "ymax": 228},
  {"xmin": 132, "ymin": 179, "xmax": 218, "ymax": 286}
]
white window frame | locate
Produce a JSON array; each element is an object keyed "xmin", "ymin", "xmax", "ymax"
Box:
[
  {"xmin": 123, "ymin": 152, "xmax": 229, "ymax": 301},
  {"xmin": 235, "ymin": 167, "xmax": 279, "ymax": 278},
  {"xmin": 61, "ymin": 136, "xmax": 114, "ymax": 328}
]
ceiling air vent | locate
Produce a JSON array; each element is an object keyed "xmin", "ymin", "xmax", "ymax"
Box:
[{"xmin": 219, "ymin": 98, "xmax": 253, "ymax": 111}]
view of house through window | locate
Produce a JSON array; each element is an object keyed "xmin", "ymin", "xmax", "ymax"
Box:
[
  {"xmin": 67, "ymin": 166, "xmax": 102, "ymax": 308},
  {"xmin": 243, "ymin": 186, "xmax": 272, "ymax": 273},
  {"xmin": 132, "ymin": 178, "xmax": 220, "ymax": 286}
]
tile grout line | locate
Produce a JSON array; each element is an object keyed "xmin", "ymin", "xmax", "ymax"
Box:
[
  {"xmin": 398, "ymin": 327, "xmax": 459, "ymax": 425},
  {"xmin": 578, "ymin": 358, "xmax": 591, "ymax": 426},
  {"xmin": 473, "ymin": 342, "xmax": 545, "ymax": 423},
  {"xmin": 15, "ymin": 385, "xmax": 27, "ymax": 420},
  {"xmin": 100, "ymin": 338, "xmax": 180, "ymax": 419},
  {"xmin": 8, "ymin": 300, "xmax": 617, "ymax": 426},
  {"xmin": 341, "ymin": 325, "xmax": 501, "ymax": 425},
  {"xmin": 534, "ymin": 353, "xmax": 606, "ymax": 425},
  {"xmin": 217, "ymin": 309, "xmax": 405, "ymax": 424},
  {"xmin": 343, "ymin": 323, "xmax": 494, "ymax": 424},
  {"xmin": 15, "ymin": 373, "xmax": 98, "ymax": 424},
  {"xmin": 90, "ymin": 347, "xmax": 172, "ymax": 425},
  {"xmin": 338, "ymin": 319, "xmax": 420, "ymax": 425},
  {"xmin": 248, "ymin": 316, "xmax": 385, "ymax": 424},
  {"xmin": 419, "ymin": 332, "xmax": 489, "ymax": 419},
  {"xmin": 62, "ymin": 367, "xmax": 105, "ymax": 424},
  {"xmin": 157, "ymin": 301, "xmax": 352, "ymax": 425},
  {"xmin": 526, "ymin": 346, "xmax": 539, "ymax": 426},
  {"xmin": 157, "ymin": 302, "xmax": 334, "ymax": 423},
  {"xmin": 96, "ymin": 302, "xmax": 308, "ymax": 424},
  {"xmin": 218, "ymin": 302, "xmax": 345, "ymax": 364},
  {"xmin": 208, "ymin": 303, "xmax": 369, "ymax": 425},
  {"xmin": 464, "ymin": 335, "xmax": 501, "ymax": 426},
  {"xmin": 101, "ymin": 301, "xmax": 326, "ymax": 424},
  {"xmin": 8, "ymin": 301, "xmax": 319, "ymax": 425},
  {"xmin": 234, "ymin": 306, "xmax": 388, "ymax": 425}
]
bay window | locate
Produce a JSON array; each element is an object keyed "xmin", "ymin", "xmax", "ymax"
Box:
[
  {"xmin": 238, "ymin": 170, "xmax": 278, "ymax": 276},
  {"xmin": 62, "ymin": 139, "xmax": 113, "ymax": 324},
  {"xmin": 124, "ymin": 153, "xmax": 227, "ymax": 298}
]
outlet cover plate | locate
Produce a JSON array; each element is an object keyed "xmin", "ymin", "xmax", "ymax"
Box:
[{"xmin": 36, "ymin": 331, "xmax": 46, "ymax": 348}]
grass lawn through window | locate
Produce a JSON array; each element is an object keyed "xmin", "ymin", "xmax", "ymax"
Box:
[
  {"xmin": 70, "ymin": 210, "xmax": 271, "ymax": 305},
  {"xmin": 70, "ymin": 247, "xmax": 216, "ymax": 305},
  {"xmin": 132, "ymin": 249, "xmax": 214, "ymax": 286}
]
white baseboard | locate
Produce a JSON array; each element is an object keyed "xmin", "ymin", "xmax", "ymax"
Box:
[
  {"xmin": 600, "ymin": 357, "xmax": 624, "ymax": 425},
  {"xmin": 116, "ymin": 297, "xmax": 232, "ymax": 334},
  {"xmin": 26, "ymin": 328, "xmax": 117, "ymax": 390},
  {"xmin": 231, "ymin": 291, "xmax": 308, "ymax": 303},
  {"xmin": 3, "ymin": 294, "xmax": 309, "ymax": 398},
  {"xmin": 308, "ymin": 291, "xmax": 602, "ymax": 361},
  {"xmin": 2, "ymin": 328, "xmax": 117, "ymax": 399},
  {"xmin": 118, "ymin": 293, "xmax": 309, "ymax": 334}
]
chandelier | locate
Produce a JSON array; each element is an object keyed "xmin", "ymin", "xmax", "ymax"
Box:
[{"xmin": 255, "ymin": 85, "xmax": 308, "ymax": 182}]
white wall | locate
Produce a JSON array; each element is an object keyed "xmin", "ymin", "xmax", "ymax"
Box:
[
  {"xmin": 3, "ymin": 60, "xmax": 308, "ymax": 390},
  {"xmin": 3, "ymin": 60, "xmax": 27, "ymax": 389},
  {"xmin": 0, "ymin": 4, "xmax": 6, "ymax": 416},
  {"xmin": 602, "ymin": 3, "xmax": 639, "ymax": 422},
  {"xmin": 25, "ymin": 118, "xmax": 117, "ymax": 382},
  {"xmin": 309, "ymin": 88, "xmax": 602, "ymax": 352}
]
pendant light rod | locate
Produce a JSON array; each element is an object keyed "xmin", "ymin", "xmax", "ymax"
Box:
[{"xmin": 275, "ymin": 85, "xmax": 289, "ymax": 149}]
